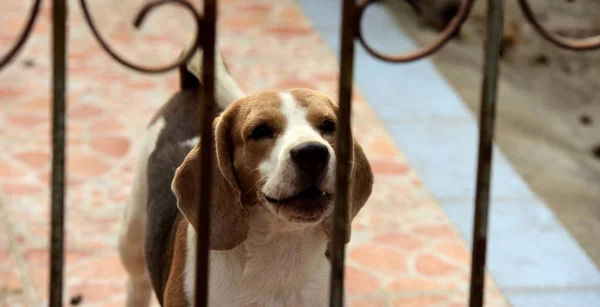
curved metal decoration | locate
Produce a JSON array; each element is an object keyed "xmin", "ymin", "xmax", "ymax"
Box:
[
  {"xmin": 0, "ymin": 0, "xmax": 43, "ymax": 69},
  {"xmin": 356, "ymin": 0, "xmax": 476, "ymax": 63},
  {"xmin": 356, "ymin": 0, "xmax": 600, "ymax": 63},
  {"xmin": 79, "ymin": 0, "xmax": 203, "ymax": 73},
  {"xmin": 2, "ymin": 0, "xmax": 600, "ymax": 71},
  {"xmin": 517, "ymin": 0, "xmax": 600, "ymax": 51}
]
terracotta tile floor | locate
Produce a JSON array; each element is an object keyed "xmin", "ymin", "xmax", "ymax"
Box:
[{"xmin": 0, "ymin": 0, "xmax": 509, "ymax": 306}]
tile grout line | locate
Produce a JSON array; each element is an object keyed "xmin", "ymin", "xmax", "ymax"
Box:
[{"xmin": 0, "ymin": 196, "xmax": 39, "ymax": 306}]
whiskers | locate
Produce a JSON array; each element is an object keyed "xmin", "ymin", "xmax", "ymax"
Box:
[{"xmin": 244, "ymin": 176, "xmax": 268, "ymax": 197}]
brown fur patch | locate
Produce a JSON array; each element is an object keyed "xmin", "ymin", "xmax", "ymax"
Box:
[{"xmin": 164, "ymin": 217, "xmax": 190, "ymax": 306}]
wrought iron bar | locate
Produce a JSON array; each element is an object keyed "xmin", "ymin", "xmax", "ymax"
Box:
[
  {"xmin": 329, "ymin": 0, "xmax": 356, "ymax": 306},
  {"xmin": 49, "ymin": 0, "xmax": 68, "ymax": 306},
  {"xmin": 194, "ymin": 0, "xmax": 217, "ymax": 306},
  {"xmin": 468, "ymin": 0, "xmax": 504, "ymax": 306}
]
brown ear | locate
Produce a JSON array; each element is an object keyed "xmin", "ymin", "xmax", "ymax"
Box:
[
  {"xmin": 323, "ymin": 137, "xmax": 374, "ymax": 252},
  {"xmin": 347, "ymin": 141, "xmax": 374, "ymax": 241},
  {"xmin": 171, "ymin": 106, "xmax": 248, "ymax": 250}
]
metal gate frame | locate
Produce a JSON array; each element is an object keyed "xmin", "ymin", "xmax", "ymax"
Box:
[{"xmin": 1, "ymin": 0, "xmax": 599, "ymax": 306}]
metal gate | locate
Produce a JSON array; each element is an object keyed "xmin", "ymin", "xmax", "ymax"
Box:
[{"xmin": 1, "ymin": 0, "xmax": 598, "ymax": 306}]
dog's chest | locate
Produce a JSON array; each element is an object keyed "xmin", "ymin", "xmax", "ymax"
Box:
[{"xmin": 185, "ymin": 224, "xmax": 331, "ymax": 307}]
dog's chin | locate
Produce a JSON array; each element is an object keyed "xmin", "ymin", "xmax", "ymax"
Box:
[{"xmin": 264, "ymin": 186, "xmax": 334, "ymax": 224}]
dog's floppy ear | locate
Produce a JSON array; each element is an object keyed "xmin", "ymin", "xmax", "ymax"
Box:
[
  {"xmin": 322, "ymin": 105, "xmax": 374, "ymax": 254},
  {"xmin": 171, "ymin": 105, "xmax": 249, "ymax": 250}
]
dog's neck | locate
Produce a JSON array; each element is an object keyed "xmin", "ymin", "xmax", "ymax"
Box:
[{"xmin": 184, "ymin": 205, "xmax": 331, "ymax": 307}]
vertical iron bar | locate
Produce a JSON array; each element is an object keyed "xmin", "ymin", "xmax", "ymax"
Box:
[
  {"xmin": 468, "ymin": 0, "xmax": 504, "ymax": 306},
  {"xmin": 194, "ymin": 0, "xmax": 217, "ymax": 306},
  {"xmin": 329, "ymin": 0, "xmax": 356, "ymax": 306},
  {"xmin": 49, "ymin": 0, "xmax": 68, "ymax": 306}
]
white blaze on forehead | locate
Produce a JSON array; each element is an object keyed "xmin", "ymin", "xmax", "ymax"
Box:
[
  {"xmin": 278, "ymin": 92, "xmax": 323, "ymax": 146},
  {"xmin": 280, "ymin": 92, "xmax": 309, "ymax": 131}
]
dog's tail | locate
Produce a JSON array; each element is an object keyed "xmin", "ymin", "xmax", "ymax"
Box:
[{"xmin": 181, "ymin": 49, "xmax": 245, "ymax": 111}]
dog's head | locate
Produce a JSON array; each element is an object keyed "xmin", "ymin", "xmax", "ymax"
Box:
[{"xmin": 172, "ymin": 88, "xmax": 373, "ymax": 250}]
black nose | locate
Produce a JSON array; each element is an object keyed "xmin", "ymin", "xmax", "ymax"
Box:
[{"xmin": 290, "ymin": 142, "xmax": 330, "ymax": 177}]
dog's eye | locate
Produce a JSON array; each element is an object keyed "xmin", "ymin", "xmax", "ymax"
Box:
[
  {"xmin": 318, "ymin": 120, "xmax": 336, "ymax": 135},
  {"xmin": 249, "ymin": 124, "xmax": 273, "ymax": 140}
]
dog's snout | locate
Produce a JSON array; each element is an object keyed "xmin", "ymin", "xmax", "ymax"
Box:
[{"xmin": 290, "ymin": 142, "xmax": 330, "ymax": 177}]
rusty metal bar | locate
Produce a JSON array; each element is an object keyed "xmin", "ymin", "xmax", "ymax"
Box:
[
  {"xmin": 329, "ymin": 0, "xmax": 357, "ymax": 306},
  {"xmin": 468, "ymin": 0, "xmax": 504, "ymax": 306},
  {"xmin": 193, "ymin": 0, "xmax": 217, "ymax": 306},
  {"xmin": 49, "ymin": 0, "xmax": 68, "ymax": 306}
]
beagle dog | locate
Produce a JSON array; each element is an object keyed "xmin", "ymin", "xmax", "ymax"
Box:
[{"xmin": 117, "ymin": 50, "xmax": 374, "ymax": 307}]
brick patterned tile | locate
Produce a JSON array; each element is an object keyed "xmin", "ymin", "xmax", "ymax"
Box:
[
  {"xmin": 346, "ymin": 267, "xmax": 381, "ymax": 296},
  {"xmin": 0, "ymin": 215, "xmax": 31, "ymax": 306},
  {"xmin": 90, "ymin": 136, "xmax": 131, "ymax": 158},
  {"xmin": 415, "ymin": 253, "xmax": 461, "ymax": 277},
  {"xmin": 350, "ymin": 298, "xmax": 387, "ymax": 307},
  {"xmin": 14, "ymin": 151, "xmax": 50, "ymax": 170},
  {"xmin": 0, "ymin": 0, "xmax": 510, "ymax": 306},
  {"xmin": 392, "ymin": 294, "xmax": 448, "ymax": 307}
]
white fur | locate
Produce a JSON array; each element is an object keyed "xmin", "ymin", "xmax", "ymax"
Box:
[
  {"xmin": 118, "ymin": 117, "xmax": 165, "ymax": 307},
  {"xmin": 180, "ymin": 136, "xmax": 200, "ymax": 149},
  {"xmin": 260, "ymin": 92, "xmax": 336, "ymax": 201},
  {"xmin": 185, "ymin": 206, "xmax": 331, "ymax": 307}
]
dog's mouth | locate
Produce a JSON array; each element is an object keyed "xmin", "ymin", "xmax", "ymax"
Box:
[
  {"xmin": 264, "ymin": 186, "xmax": 333, "ymax": 206},
  {"xmin": 264, "ymin": 186, "xmax": 333, "ymax": 223}
]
